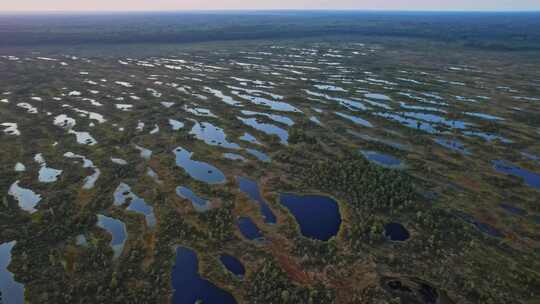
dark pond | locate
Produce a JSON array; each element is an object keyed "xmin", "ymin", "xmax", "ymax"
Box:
[
  {"xmin": 219, "ymin": 254, "xmax": 245, "ymax": 278},
  {"xmin": 0, "ymin": 241, "xmax": 25, "ymax": 304},
  {"xmin": 361, "ymin": 150, "xmax": 403, "ymax": 168},
  {"xmin": 382, "ymin": 277, "xmax": 454, "ymax": 304},
  {"xmin": 279, "ymin": 193, "xmax": 341, "ymax": 241},
  {"xmin": 172, "ymin": 247, "xmax": 237, "ymax": 304},
  {"xmin": 384, "ymin": 223, "xmax": 410, "ymax": 241},
  {"xmin": 237, "ymin": 177, "xmax": 276, "ymax": 224},
  {"xmin": 492, "ymin": 160, "xmax": 540, "ymax": 190},
  {"xmin": 237, "ymin": 217, "xmax": 264, "ymax": 241}
]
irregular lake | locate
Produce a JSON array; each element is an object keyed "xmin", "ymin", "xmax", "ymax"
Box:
[
  {"xmin": 8, "ymin": 181, "xmax": 41, "ymax": 213},
  {"xmin": 237, "ymin": 117, "xmax": 288, "ymax": 145},
  {"xmin": 97, "ymin": 214, "xmax": 127, "ymax": 259},
  {"xmin": 435, "ymin": 138, "xmax": 470, "ymax": 155},
  {"xmin": 492, "ymin": 160, "xmax": 540, "ymax": 190},
  {"xmin": 279, "ymin": 193, "xmax": 341, "ymax": 241},
  {"xmin": 0, "ymin": 241, "xmax": 25, "ymax": 304},
  {"xmin": 237, "ymin": 217, "xmax": 264, "ymax": 241},
  {"xmin": 114, "ymin": 183, "xmax": 156, "ymax": 227},
  {"xmin": 245, "ymin": 148, "xmax": 270, "ymax": 163},
  {"xmin": 223, "ymin": 153, "xmax": 246, "ymax": 162},
  {"xmin": 190, "ymin": 121, "xmax": 240, "ymax": 149},
  {"xmin": 237, "ymin": 177, "xmax": 276, "ymax": 224},
  {"xmin": 35, "ymin": 153, "xmax": 62, "ymax": 183},
  {"xmin": 172, "ymin": 247, "xmax": 237, "ymax": 304},
  {"xmin": 361, "ymin": 151, "xmax": 403, "ymax": 168},
  {"xmin": 336, "ymin": 112, "xmax": 373, "ymax": 128},
  {"xmin": 176, "ymin": 186, "xmax": 212, "ymax": 212},
  {"xmin": 173, "ymin": 147, "xmax": 226, "ymax": 184}
]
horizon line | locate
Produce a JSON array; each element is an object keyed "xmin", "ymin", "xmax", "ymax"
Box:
[{"xmin": 1, "ymin": 8, "xmax": 540, "ymax": 14}]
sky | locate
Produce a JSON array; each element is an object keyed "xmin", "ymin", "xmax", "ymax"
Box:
[{"xmin": 1, "ymin": 0, "xmax": 539, "ymax": 12}]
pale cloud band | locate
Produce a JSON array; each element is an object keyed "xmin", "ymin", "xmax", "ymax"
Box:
[{"xmin": 1, "ymin": 0, "xmax": 539, "ymax": 11}]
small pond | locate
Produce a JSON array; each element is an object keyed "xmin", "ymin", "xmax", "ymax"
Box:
[
  {"xmin": 219, "ymin": 254, "xmax": 245, "ymax": 278},
  {"xmin": 384, "ymin": 223, "xmax": 410, "ymax": 241}
]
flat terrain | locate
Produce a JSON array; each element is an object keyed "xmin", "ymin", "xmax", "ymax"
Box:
[{"xmin": 1, "ymin": 12, "xmax": 540, "ymax": 304}]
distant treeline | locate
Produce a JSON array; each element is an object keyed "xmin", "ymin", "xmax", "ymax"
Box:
[{"xmin": 1, "ymin": 11, "xmax": 540, "ymax": 50}]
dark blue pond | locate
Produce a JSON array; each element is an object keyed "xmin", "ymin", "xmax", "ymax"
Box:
[
  {"xmin": 219, "ymin": 254, "xmax": 245, "ymax": 278},
  {"xmin": 279, "ymin": 193, "xmax": 341, "ymax": 241},
  {"xmin": 360, "ymin": 151, "xmax": 403, "ymax": 168},
  {"xmin": 237, "ymin": 177, "xmax": 276, "ymax": 224},
  {"xmin": 492, "ymin": 160, "xmax": 540, "ymax": 190},
  {"xmin": 172, "ymin": 247, "xmax": 237, "ymax": 304},
  {"xmin": 384, "ymin": 223, "xmax": 410, "ymax": 241},
  {"xmin": 237, "ymin": 217, "xmax": 264, "ymax": 241}
]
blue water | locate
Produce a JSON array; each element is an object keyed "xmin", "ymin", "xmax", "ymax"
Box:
[
  {"xmin": 237, "ymin": 177, "xmax": 276, "ymax": 224},
  {"xmin": 435, "ymin": 138, "xmax": 470, "ymax": 155},
  {"xmin": 237, "ymin": 217, "xmax": 264, "ymax": 241},
  {"xmin": 360, "ymin": 151, "xmax": 402, "ymax": 168},
  {"xmin": 492, "ymin": 160, "xmax": 540, "ymax": 190},
  {"xmin": 384, "ymin": 223, "xmax": 410, "ymax": 241},
  {"xmin": 245, "ymin": 148, "xmax": 271, "ymax": 163},
  {"xmin": 173, "ymin": 147, "xmax": 226, "ymax": 184},
  {"xmin": 374, "ymin": 112, "xmax": 438, "ymax": 134},
  {"xmin": 223, "ymin": 153, "xmax": 246, "ymax": 162},
  {"xmin": 97, "ymin": 214, "xmax": 127, "ymax": 259},
  {"xmin": 0, "ymin": 241, "xmax": 25, "ymax": 304},
  {"xmin": 237, "ymin": 117, "xmax": 289, "ymax": 145},
  {"xmin": 335, "ymin": 112, "xmax": 373, "ymax": 128},
  {"xmin": 279, "ymin": 193, "xmax": 341, "ymax": 241},
  {"xmin": 464, "ymin": 112, "xmax": 504, "ymax": 121},
  {"xmin": 219, "ymin": 254, "xmax": 245, "ymax": 278},
  {"xmin": 463, "ymin": 131, "xmax": 513, "ymax": 144},
  {"xmin": 114, "ymin": 183, "xmax": 156, "ymax": 227},
  {"xmin": 176, "ymin": 186, "xmax": 211, "ymax": 212},
  {"xmin": 189, "ymin": 121, "xmax": 241, "ymax": 150},
  {"xmin": 172, "ymin": 247, "xmax": 237, "ymax": 304},
  {"xmin": 522, "ymin": 152, "xmax": 540, "ymax": 165},
  {"xmin": 402, "ymin": 112, "xmax": 470, "ymax": 130}
]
